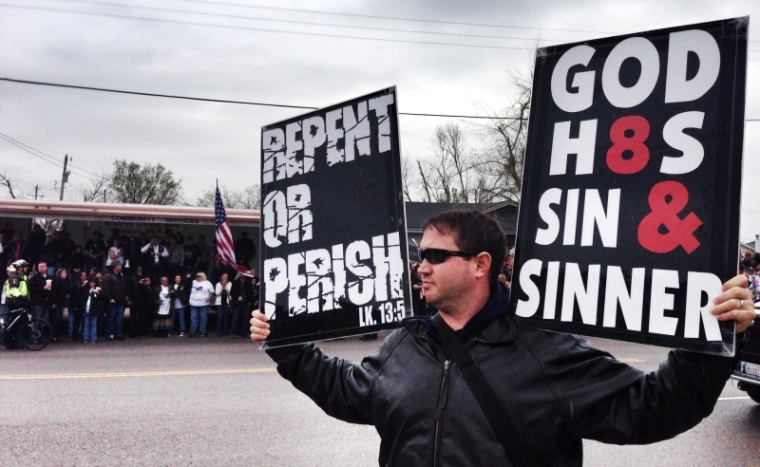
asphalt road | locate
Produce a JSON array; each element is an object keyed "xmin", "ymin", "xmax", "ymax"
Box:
[{"xmin": 1, "ymin": 334, "xmax": 758, "ymax": 466}]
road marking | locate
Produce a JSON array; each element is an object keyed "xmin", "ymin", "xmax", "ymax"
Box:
[
  {"xmin": 0, "ymin": 368, "xmax": 277, "ymax": 380},
  {"xmin": 3, "ymin": 369, "xmax": 754, "ymax": 402},
  {"xmin": 719, "ymin": 396, "xmax": 751, "ymax": 401}
]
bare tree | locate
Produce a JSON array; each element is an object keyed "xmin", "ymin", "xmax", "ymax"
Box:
[
  {"xmin": 400, "ymin": 152, "xmax": 416, "ymax": 202},
  {"xmin": 0, "ymin": 171, "xmax": 18, "ymax": 199},
  {"xmin": 415, "ymin": 159, "xmax": 433, "ymax": 202},
  {"xmin": 75, "ymin": 170, "xmax": 112, "ymax": 202},
  {"xmin": 414, "ymin": 122, "xmax": 491, "ymax": 203},
  {"xmin": 195, "ymin": 184, "xmax": 261, "ymax": 210},
  {"xmin": 228, "ymin": 185, "xmax": 261, "ymax": 210},
  {"xmin": 474, "ymin": 63, "xmax": 534, "ymax": 203}
]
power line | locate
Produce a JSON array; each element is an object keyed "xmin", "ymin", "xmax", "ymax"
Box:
[
  {"xmin": 0, "ymin": 77, "xmax": 317, "ymax": 109},
  {"xmin": 0, "ymin": 3, "xmax": 535, "ymax": 51},
  {"xmin": 179, "ymin": 0, "xmax": 618, "ymax": 36},
  {"xmin": 53, "ymin": 0, "xmax": 566, "ymax": 44},
  {"xmin": 0, "ymin": 131, "xmax": 63, "ymax": 165},
  {"xmin": 0, "ymin": 130, "xmax": 96, "ymax": 178},
  {"xmin": 7, "ymin": 179, "xmax": 55, "ymax": 191},
  {"xmin": 11, "ymin": 180, "xmax": 58, "ymax": 199},
  {"xmin": 6, "ymin": 3, "xmax": 759, "ymax": 60},
  {"xmin": 180, "ymin": 0, "xmax": 760, "ymax": 46},
  {"xmin": 35, "ymin": 1, "xmax": 760, "ymax": 49},
  {"xmin": 0, "ymin": 122, "xmax": 78, "ymax": 171},
  {"xmin": 3, "ymin": 76, "xmax": 758, "ymax": 121},
  {"xmin": 0, "ymin": 133, "xmax": 68, "ymax": 170},
  {"xmin": 0, "ymin": 77, "xmax": 525, "ymax": 120},
  {"xmin": 182, "ymin": 1, "xmax": 760, "ymax": 45}
]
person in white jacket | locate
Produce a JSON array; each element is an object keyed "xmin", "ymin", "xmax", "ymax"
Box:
[
  {"xmin": 152, "ymin": 276, "xmax": 173, "ymax": 337},
  {"xmin": 214, "ymin": 273, "xmax": 232, "ymax": 337},
  {"xmin": 140, "ymin": 235, "xmax": 169, "ymax": 282},
  {"xmin": 188, "ymin": 271, "xmax": 214, "ymax": 337}
]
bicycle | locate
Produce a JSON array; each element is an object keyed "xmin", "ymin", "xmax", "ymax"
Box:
[{"xmin": 0, "ymin": 305, "xmax": 53, "ymax": 351}]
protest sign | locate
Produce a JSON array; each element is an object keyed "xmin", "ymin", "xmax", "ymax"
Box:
[
  {"xmin": 510, "ymin": 18, "xmax": 748, "ymax": 355},
  {"xmin": 260, "ymin": 87, "xmax": 411, "ymax": 347}
]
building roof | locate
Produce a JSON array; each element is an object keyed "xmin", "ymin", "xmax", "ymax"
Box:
[
  {"xmin": 0, "ymin": 199, "xmax": 519, "ymax": 233},
  {"xmin": 0, "ymin": 199, "xmax": 260, "ymax": 227}
]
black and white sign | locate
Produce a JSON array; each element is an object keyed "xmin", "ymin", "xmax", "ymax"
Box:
[
  {"xmin": 510, "ymin": 18, "xmax": 748, "ymax": 355},
  {"xmin": 260, "ymin": 87, "xmax": 411, "ymax": 347}
]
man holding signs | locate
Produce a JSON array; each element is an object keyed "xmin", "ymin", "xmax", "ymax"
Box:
[
  {"xmin": 251, "ymin": 210, "xmax": 753, "ymax": 465},
  {"xmin": 251, "ymin": 17, "xmax": 753, "ymax": 466}
]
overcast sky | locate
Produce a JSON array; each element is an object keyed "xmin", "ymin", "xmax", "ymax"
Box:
[{"xmin": 1, "ymin": 0, "xmax": 759, "ymax": 242}]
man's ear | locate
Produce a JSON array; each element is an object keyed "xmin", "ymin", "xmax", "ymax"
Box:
[{"xmin": 473, "ymin": 252, "xmax": 492, "ymax": 279}]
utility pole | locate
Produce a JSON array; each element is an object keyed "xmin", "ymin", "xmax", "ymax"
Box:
[
  {"xmin": 34, "ymin": 184, "xmax": 39, "ymax": 200},
  {"xmin": 59, "ymin": 154, "xmax": 71, "ymax": 201}
]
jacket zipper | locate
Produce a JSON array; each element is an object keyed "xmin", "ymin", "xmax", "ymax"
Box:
[{"xmin": 433, "ymin": 359, "xmax": 450, "ymax": 466}]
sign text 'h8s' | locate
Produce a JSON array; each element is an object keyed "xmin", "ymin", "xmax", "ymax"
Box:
[{"xmin": 511, "ymin": 18, "xmax": 748, "ymax": 356}]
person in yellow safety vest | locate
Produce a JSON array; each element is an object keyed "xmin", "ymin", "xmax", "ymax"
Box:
[
  {"xmin": 5, "ymin": 259, "xmax": 30, "ymax": 308},
  {"xmin": 1, "ymin": 261, "xmax": 29, "ymax": 337},
  {"xmin": 1, "ymin": 265, "xmax": 16, "ymax": 331}
]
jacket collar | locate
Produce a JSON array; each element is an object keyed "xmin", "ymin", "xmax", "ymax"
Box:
[{"xmin": 403, "ymin": 281, "xmax": 517, "ymax": 345}]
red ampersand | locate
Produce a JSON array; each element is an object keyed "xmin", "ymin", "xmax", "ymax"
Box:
[{"xmin": 637, "ymin": 181, "xmax": 702, "ymax": 254}]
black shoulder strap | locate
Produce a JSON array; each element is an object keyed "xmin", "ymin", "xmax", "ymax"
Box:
[{"xmin": 432, "ymin": 313, "xmax": 537, "ymax": 466}]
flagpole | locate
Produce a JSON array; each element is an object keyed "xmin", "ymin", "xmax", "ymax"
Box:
[{"xmin": 214, "ymin": 180, "xmax": 254, "ymax": 278}]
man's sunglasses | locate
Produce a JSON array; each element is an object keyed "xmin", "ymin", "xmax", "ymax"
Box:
[{"xmin": 418, "ymin": 248, "xmax": 479, "ymax": 264}]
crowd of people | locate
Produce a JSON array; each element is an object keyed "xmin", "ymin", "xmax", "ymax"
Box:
[
  {"xmin": 740, "ymin": 250, "xmax": 760, "ymax": 302},
  {"xmin": 0, "ymin": 221, "xmax": 260, "ymax": 344},
  {"xmin": 1, "ymin": 218, "xmax": 756, "ymax": 347}
]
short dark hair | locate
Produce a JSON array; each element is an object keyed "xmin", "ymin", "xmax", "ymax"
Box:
[{"xmin": 422, "ymin": 210, "xmax": 506, "ymax": 285}]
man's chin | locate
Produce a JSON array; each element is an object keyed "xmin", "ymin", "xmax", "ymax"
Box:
[{"xmin": 424, "ymin": 294, "xmax": 439, "ymax": 307}]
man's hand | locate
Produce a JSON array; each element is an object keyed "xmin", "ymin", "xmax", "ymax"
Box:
[
  {"xmin": 249, "ymin": 309, "xmax": 270, "ymax": 344},
  {"xmin": 711, "ymin": 274, "xmax": 756, "ymax": 333}
]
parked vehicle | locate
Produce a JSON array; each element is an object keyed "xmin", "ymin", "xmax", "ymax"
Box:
[{"xmin": 731, "ymin": 300, "xmax": 760, "ymax": 403}]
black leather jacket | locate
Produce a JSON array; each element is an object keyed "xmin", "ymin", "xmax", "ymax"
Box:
[
  {"xmin": 101, "ymin": 272, "xmax": 127, "ymax": 304},
  {"xmin": 267, "ymin": 283, "xmax": 733, "ymax": 466}
]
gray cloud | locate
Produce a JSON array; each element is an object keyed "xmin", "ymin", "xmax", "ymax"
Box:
[{"xmin": 1, "ymin": 0, "xmax": 759, "ymax": 239}]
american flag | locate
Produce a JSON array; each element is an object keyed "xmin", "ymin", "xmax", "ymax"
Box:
[
  {"xmin": 215, "ymin": 185, "xmax": 254, "ymax": 277},
  {"xmin": 215, "ymin": 185, "xmax": 237, "ymax": 267}
]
